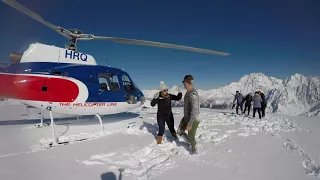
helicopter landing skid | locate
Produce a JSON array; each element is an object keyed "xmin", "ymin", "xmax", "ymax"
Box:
[
  {"xmin": 95, "ymin": 114, "xmax": 105, "ymax": 132},
  {"xmin": 43, "ymin": 112, "xmax": 105, "ymax": 148},
  {"xmin": 39, "ymin": 110, "xmax": 44, "ymax": 127},
  {"xmin": 48, "ymin": 108, "xmax": 58, "ymax": 146}
]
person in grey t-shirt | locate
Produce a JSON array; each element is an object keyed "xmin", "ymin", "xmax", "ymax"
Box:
[{"xmin": 177, "ymin": 74, "xmax": 200, "ymax": 154}]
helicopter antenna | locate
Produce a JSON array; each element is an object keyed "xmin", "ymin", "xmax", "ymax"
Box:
[
  {"xmin": 2, "ymin": 0, "xmax": 230, "ymax": 56},
  {"xmin": 105, "ymin": 55, "xmax": 111, "ymax": 67}
]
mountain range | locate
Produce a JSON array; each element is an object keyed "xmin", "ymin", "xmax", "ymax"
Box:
[{"xmin": 142, "ymin": 73, "xmax": 320, "ymax": 118}]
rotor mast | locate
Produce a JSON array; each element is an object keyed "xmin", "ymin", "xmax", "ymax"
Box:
[{"xmin": 67, "ymin": 29, "xmax": 83, "ymax": 51}]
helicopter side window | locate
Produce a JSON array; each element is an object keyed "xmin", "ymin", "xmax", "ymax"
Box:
[
  {"xmin": 122, "ymin": 75, "xmax": 134, "ymax": 92},
  {"xmin": 98, "ymin": 73, "xmax": 120, "ymax": 92}
]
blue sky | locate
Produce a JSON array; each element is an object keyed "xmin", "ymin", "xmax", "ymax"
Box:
[{"xmin": 0, "ymin": 0, "xmax": 319, "ymax": 90}]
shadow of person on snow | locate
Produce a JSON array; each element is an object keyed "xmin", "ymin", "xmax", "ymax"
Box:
[
  {"xmin": 139, "ymin": 121, "xmax": 158, "ymax": 138},
  {"xmin": 100, "ymin": 172, "xmax": 116, "ymax": 180},
  {"xmin": 100, "ymin": 168, "xmax": 124, "ymax": 180},
  {"xmin": 139, "ymin": 121, "xmax": 172, "ymax": 139},
  {"xmin": 139, "ymin": 121, "xmax": 192, "ymax": 153}
]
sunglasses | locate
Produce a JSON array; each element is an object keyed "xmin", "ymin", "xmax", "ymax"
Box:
[
  {"xmin": 182, "ymin": 80, "xmax": 193, "ymax": 84},
  {"xmin": 162, "ymin": 89, "xmax": 168, "ymax": 92}
]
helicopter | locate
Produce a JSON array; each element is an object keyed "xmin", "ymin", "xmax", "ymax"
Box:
[{"xmin": 0, "ymin": 0, "xmax": 229, "ymax": 145}]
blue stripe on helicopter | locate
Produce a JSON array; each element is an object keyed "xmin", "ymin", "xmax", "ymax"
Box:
[{"xmin": 1, "ymin": 62, "xmax": 144, "ymax": 103}]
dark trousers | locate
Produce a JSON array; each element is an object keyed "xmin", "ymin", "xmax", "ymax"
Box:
[
  {"xmin": 157, "ymin": 113, "xmax": 176, "ymax": 136},
  {"xmin": 253, "ymin": 107, "xmax": 262, "ymax": 119},
  {"xmin": 236, "ymin": 103, "xmax": 243, "ymax": 114},
  {"xmin": 261, "ymin": 105, "xmax": 266, "ymax": 117},
  {"xmin": 243, "ymin": 104, "xmax": 251, "ymax": 115}
]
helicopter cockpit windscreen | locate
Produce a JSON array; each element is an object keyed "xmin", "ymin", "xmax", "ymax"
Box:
[
  {"xmin": 131, "ymin": 79, "xmax": 142, "ymax": 92},
  {"xmin": 121, "ymin": 74, "xmax": 135, "ymax": 92}
]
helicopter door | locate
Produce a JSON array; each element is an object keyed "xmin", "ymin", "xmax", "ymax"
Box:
[
  {"xmin": 97, "ymin": 73, "xmax": 122, "ymax": 102},
  {"xmin": 121, "ymin": 74, "xmax": 138, "ymax": 104}
]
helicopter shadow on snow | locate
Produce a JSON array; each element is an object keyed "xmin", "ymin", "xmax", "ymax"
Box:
[{"xmin": 0, "ymin": 112, "xmax": 140, "ymax": 126}]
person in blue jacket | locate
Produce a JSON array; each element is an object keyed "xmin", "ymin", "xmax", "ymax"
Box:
[{"xmin": 232, "ymin": 91, "xmax": 244, "ymax": 114}]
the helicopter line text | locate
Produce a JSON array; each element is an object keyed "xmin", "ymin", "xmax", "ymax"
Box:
[
  {"xmin": 65, "ymin": 50, "xmax": 88, "ymax": 62},
  {"xmin": 59, "ymin": 102, "xmax": 117, "ymax": 107}
]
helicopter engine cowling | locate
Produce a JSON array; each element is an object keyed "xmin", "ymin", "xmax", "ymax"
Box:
[{"xmin": 19, "ymin": 43, "xmax": 98, "ymax": 65}]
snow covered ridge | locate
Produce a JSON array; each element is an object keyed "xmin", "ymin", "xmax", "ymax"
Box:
[{"xmin": 142, "ymin": 73, "xmax": 320, "ymax": 117}]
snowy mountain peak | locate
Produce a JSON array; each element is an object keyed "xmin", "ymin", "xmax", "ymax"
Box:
[
  {"xmin": 238, "ymin": 73, "xmax": 282, "ymax": 90},
  {"xmin": 284, "ymin": 73, "xmax": 308, "ymax": 86},
  {"xmin": 143, "ymin": 73, "xmax": 320, "ymax": 117},
  {"xmin": 171, "ymin": 85, "xmax": 179, "ymax": 91},
  {"xmin": 292, "ymin": 73, "xmax": 305, "ymax": 78},
  {"xmin": 245, "ymin": 72, "xmax": 268, "ymax": 79}
]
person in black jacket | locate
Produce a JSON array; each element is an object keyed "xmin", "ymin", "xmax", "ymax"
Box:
[
  {"xmin": 242, "ymin": 93, "xmax": 253, "ymax": 115},
  {"xmin": 151, "ymin": 81, "xmax": 182, "ymax": 144},
  {"xmin": 258, "ymin": 91, "xmax": 267, "ymax": 117}
]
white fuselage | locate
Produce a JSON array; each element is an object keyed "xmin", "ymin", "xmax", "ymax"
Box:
[{"xmin": 1, "ymin": 43, "xmax": 144, "ymax": 116}]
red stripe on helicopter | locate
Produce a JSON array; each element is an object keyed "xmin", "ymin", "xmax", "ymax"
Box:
[{"xmin": 0, "ymin": 74, "xmax": 79, "ymax": 102}]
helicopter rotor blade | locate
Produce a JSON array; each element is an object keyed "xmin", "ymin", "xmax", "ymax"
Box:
[
  {"xmin": 89, "ymin": 36, "xmax": 229, "ymax": 56},
  {"xmin": 2, "ymin": 0, "xmax": 229, "ymax": 56},
  {"xmin": 2, "ymin": 0, "xmax": 73, "ymax": 39}
]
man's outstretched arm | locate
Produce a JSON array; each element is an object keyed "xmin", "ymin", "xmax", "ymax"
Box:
[{"xmin": 170, "ymin": 93, "xmax": 182, "ymax": 101}]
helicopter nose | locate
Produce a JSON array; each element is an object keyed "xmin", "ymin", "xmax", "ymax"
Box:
[{"xmin": 136, "ymin": 90, "xmax": 145, "ymax": 105}]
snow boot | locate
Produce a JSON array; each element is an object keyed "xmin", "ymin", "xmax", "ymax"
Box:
[
  {"xmin": 171, "ymin": 132, "xmax": 178, "ymax": 139},
  {"xmin": 157, "ymin": 136, "xmax": 162, "ymax": 144},
  {"xmin": 191, "ymin": 146, "xmax": 198, "ymax": 154}
]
